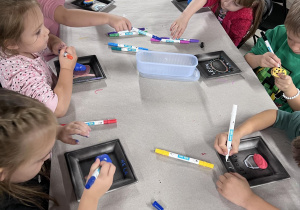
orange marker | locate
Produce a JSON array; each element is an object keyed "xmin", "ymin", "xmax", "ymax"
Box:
[{"xmin": 64, "ymin": 52, "xmax": 73, "ymax": 60}]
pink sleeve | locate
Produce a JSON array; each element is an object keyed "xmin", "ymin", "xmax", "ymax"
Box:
[
  {"xmin": 0, "ymin": 63, "xmax": 58, "ymax": 113},
  {"xmin": 38, "ymin": 0, "xmax": 65, "ymax": 20}
]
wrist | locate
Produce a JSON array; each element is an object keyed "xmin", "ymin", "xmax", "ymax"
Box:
[{"xmin": 242, "ymin": 192, "xmax": 258, "ymax": 209}]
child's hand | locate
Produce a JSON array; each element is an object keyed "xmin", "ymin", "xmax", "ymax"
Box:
[
  {"xmin": 216, "ymin": 173, "xmax": 255, "ymax": 208},
  {"xmin": 259, "ymin": 52, "xmax": 281, "ymax": 68},
  {"xmin": 51, "ymin": 41, "xmax": 66, "ymax": 55},
  {"xmin": 275, "ymin": 73, "xmax": 295, "ymax": 93},
  {"xmin": 83, "ymin": 158, "xmax": 116, "ymax": 200},
  {"xmin": 57, "ymin": 121, "xmax": 91, "ymax": 145},
  {"xmin": 108, "ymin": 14, "xmax": 132, "ymax": 32},
  {"xmin": 59, "ymin": 46, "xmax": 77, "ymax": 71},
  {"xmin": 170, "ymin": 15, "xmax": 189, "ymax": 39},
  {"xmin": 214, "ymin": 132, "xmax": 241, "ymax": 156}
]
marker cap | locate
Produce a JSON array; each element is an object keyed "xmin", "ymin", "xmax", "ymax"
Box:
[
  {"xmin": 155, "ymin": 148, "xmax": 169, "ymax": 156},
  {"xmin": 103, "ymin": 119, "xmax": 117, "ymax": 124},
  {"xmin": 180, "ymin": 40, "xmax": 190, "ymax": 44},
  {"xmin": 96, "ymin": 154, "xmax": 112, "ymax": 163},
  {"xmin": 152, "ymin": 201, "xmax": 164, "ymax": 210},
  {"xmin": 189, "ymin": 39, "xmax": 199, "ymax": 43},
  {"xmin": 151, "ymin": 38, "xmax": 160, "ymax": 42}
]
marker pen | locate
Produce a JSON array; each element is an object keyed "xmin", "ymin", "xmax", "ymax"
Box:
[
  {"xmin": 108, "ymin": 31, "xmax": 146, "ymax": 37},
  {"xmin": 261, "ymin": 31, "xmax": 280, "ymax": 67},
  {"xmin": 108, "ymin": 42, "xmax": 148, "ymax": 50},
  {"xmin": 155, "ymin": 148, "xmax": 214, "ymax": 169},
  {"xmin": 60, "ymin": 119, "xmax": 117, "ymax": 126},
  {"xmin": 107, "ymin": 28, "xmax": 145, "ymax": 35},
  {"xmin": 111, "ymin": 47, "xmax": 138, "ymax": 52},
  {"xmin": 131, "ymin": 27, "xmax": 161, "ymax": 41},
  {"xmin": 225, "ymin": 104, "xmax": 238, "ymax": 162},
  {"xmin": 156, "ymin": 37, "xmax": 199, "ymax": 43},
  {"xmin": 150, "ymin": 38, "xmax": 189, "ymax": 44}
]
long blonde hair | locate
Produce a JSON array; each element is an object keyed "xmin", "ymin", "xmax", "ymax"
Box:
[
  {"xmin": 0, "ymin": 89, "xmax": 58, "ymax": 209},
  {"xmin": 0, "ymin": 0, "xmax": 40, "ymax": 56}
]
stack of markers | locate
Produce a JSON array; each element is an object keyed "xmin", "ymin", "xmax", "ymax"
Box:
[{"xmin": 108, "ymin": 42, "xmax": 148, "ymax": 53}]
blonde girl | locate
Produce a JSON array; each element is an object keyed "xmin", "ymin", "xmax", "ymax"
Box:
[
  {"xmin": 0, "ymin": 89, "xmax": 115, "ymax": 209},
  {"xmin": 0, "ymin": 0, "xmax": 77, "ymax": 117}
]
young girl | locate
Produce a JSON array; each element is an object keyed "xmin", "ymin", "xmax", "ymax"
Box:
[
  {"xmin": 170, "ymin": 0, "xmax": 264, "ymax": 47},
  {"xmin": 0, "ymin": 0, "xmax": 76, "ymax": 117},
  {"xmin": 38, "ymin": 0, "xmax": 132, "ymax": 37},
  {"xmin": 214, "ymin": 109, "xmax": 300, "ymax": 209},
  {"xmin": 0, "ymin": 89, "xmax": 116, "ymax": 210}
]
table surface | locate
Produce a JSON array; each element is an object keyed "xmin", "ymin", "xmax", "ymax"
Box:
[{"xmin": 49, "ymin": 0, "xmax": 300, "ymax": 209}]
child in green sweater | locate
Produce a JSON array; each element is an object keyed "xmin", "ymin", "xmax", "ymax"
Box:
[{"xmin": 245, "ymin": 0, "xmax": 300, "ymax": 112}]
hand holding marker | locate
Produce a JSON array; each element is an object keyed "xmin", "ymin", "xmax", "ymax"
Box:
[
  {"xmin": 226, "ymin": 104, "xmax": 237, "ymax": 162},
  {"xmin": 131, "ymin": 27, "xmax": 161, "ymax": 41},
  {"xmin": 260, "ymin": 31, "xmax": 280, "ymax": 67},
  {"xmin": 85, "ymin": 154, "xmax": 112, "ymax": 189}
]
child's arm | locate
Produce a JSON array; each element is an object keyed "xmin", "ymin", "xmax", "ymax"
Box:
[
  {"xmin": 216, "ymin": 173, "xmax": 279, "ymax": 210},
  {"xmin": 214, "ymin": 109, "xmax": 277, "ymax": 156},
  {"xmin": 78, "ymin": 159, "xmax": 116, "ymax": 210},
  {"xmin": 56, "ymin": 122, "xmax": 91, "ymax": 145},
  {"xmin": 170, "ymin": 0, "xmax": 208, "ymax": 39},
  {"xmin": 244, "ymin": 52, "xmax": 281, "ymax": 69},
  {"xmin": 275, "ymin": 74, "xmax": 300, "ymax": 111},
  {"xmin": 47, "ymin": 34, "xmax": 66, "ymax": 55},
  {"xmin": 53, "ymin": 47, "xmax": 77, "ymax": 117},
  {"xmin": 54, "ymin": 6, "xmax": 131, "ymax": 32}
]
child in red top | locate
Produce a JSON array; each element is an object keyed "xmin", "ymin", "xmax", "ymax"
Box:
[{"xmin": 170, "ymin": 0, "xmax": 264, "ymax": 47}]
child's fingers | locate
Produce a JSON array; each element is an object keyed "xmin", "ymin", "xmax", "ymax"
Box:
[
  {"xmin": 125, "ymin": 19, "xmax": 132, "ymax": 31},
  {"xmin": 230, "ymin": 172, "xmax": 246, "ymax": 181},
  {"xmin": 87, "ymin": 158, "xmax": 101, "ymax": 177},
  {"xmin": 74, "ymin": 121, "xmax": 91, "ymax": 132},
  {"xmin": 99, "ymin": 161, "xmax": 111, "ymax": 176},
  {"xmin": 108, "ymin": 164, "xmax": 116, "ymax": 177},
  {"xmin": 230, "ymin": 141, "xmax": 239, "ymax": 155}
]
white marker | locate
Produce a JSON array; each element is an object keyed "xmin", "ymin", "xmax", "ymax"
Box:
[{"xmin": 226, "ymin": 104, "xmax": 238, "ymax": 162}]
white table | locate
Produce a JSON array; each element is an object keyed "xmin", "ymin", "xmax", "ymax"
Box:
[{"xmin": 49, "ymin": 1, "xmax": 300, "ymax": 209}]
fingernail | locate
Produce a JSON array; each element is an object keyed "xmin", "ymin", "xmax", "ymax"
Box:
[{"xmin": 75, "ymin": 140, "xmax": 80, "ymax": 144}]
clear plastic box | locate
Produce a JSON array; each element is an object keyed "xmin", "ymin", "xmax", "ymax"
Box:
[{"xmin": 136, "ymin": 51, "xmax": 198, "ymax": 77}]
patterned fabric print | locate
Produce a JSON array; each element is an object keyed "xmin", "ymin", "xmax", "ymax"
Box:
[
  {"xmin": 255, "ymin": 66, "xmax": 291, "ymax": 108},
  {"xmin": 217, "ymin": 8, "xmax": 227, "ymax": 24},
  {"xmin": 0, "ymin": 52, "xmax": 58, "ymax": 111}
]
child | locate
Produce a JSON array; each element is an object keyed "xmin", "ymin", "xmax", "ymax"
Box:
[
  {"xmin": 245, "ymin": 0, "xmax": 300, "ymax": 112},
  {"xmin": 214, "ymin": 109, "xmax": 300, "ymax": 209},
  {"xmin": 38, "ymin": 0, "xmax": 132, "ymax": 37},
  {"xmin": 0, "ymin": 0, "xmax": 77, "ymax": 117},
  {"xmin": 0, "ymin": 89, "xmax": 116, "ymax": 210},
  {"xmin": 170, "ymin": 0, "xmax": 264, "ymax": 47}
]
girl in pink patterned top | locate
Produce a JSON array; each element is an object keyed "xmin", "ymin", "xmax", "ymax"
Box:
[
  {"xmin": 0, "ymin": 0, "xmax": 77, "ymax": 117},
  {"xmin": 170, "ymin": 0, "xmax": 265, "ymax": 47}
]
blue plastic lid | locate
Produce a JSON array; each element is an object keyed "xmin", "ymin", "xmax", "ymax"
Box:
[
  {"xmin": 96, "ymin": 154, "xmax": 112, "ymax": 163},
  {"xmin": 74, "ymin": 63, "xmax": 86, "ymax": 71}
]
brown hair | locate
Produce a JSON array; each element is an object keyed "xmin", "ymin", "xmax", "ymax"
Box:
[
  {"xmin": 285, "ymin": 0, "xmax": 300, "ymax": 37},
  {"xmin": 236, "ymin": 0, "xmax": 265, "ymax": 46},
  {"xmin": 0, "ymin": 89, "xmax": 58, "ymax": 209},
  {"xmin": 292, "ymin": 136, "xmax": 300, "ymax": 167},
  {"xmin": 0, "ymin": 0, "xmax": 40, "ymax": 56}
]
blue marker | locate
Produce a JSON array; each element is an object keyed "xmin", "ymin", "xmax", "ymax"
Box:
[
  {"xmin": 108, "ymin": 42, "xmax": 148, "ymax": 50},
  {"xmin": 152, "ymin": 201, "xmax": 164, "ymax": 210},
  {"xmin": 85, "ymin": 154, "xmax": 112, "ymax": 189},
  {"xmin": 132, "ymin": 27, "xmax": 161, "ymax": 41}
]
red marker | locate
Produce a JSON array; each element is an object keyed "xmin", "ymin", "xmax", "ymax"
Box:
[{"xmin": 61, "ymin": 119, "xmax": 117, "ymax": 126}]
